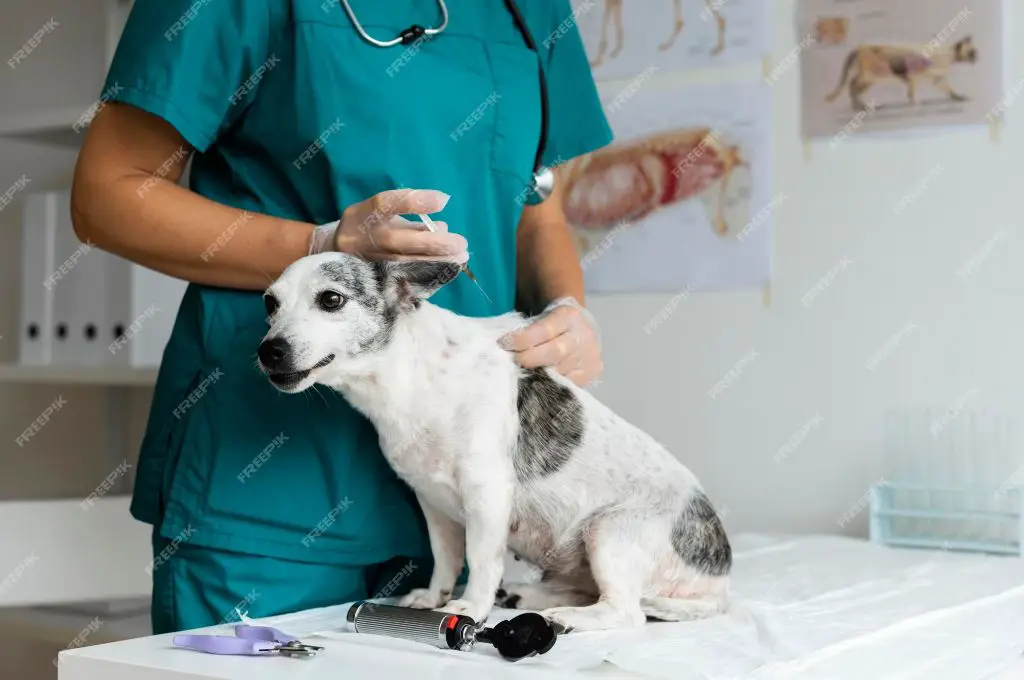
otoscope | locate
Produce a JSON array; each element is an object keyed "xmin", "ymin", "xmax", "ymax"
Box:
[{"xmin": 345, "ymin": 601, "xmax": 560, "ymax": 661}]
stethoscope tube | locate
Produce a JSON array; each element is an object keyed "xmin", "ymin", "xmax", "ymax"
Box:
[{"xmin": 338, "ymin": 0, "xmax": 553, "ymax": 201}]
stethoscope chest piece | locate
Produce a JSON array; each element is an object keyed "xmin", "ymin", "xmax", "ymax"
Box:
[{"xmin": 532, "ymin": 167, "xmax": 555, "ymax": 203}]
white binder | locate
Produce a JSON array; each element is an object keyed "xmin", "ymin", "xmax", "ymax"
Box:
[
  {"xmin": 18, "ymin": 192, "xmax": 61, "ymax": 364},
  {"xmin": 49, "ymin": 198, "xmax": 105, "ymax": 365},
  {"xmin": 106, "ymin": 261, "xmax": 187, "ymax": 367}
]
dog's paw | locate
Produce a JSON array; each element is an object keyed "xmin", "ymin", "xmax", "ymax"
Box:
[
  {"xmin": 397, "ymin": 588, "xmax": 450, "ymax": 609},
  {"xmin": 438, "ymin": 598, "xmax": 490, "ymax": 624},
  {"xmin": 494, "ymin": 587, "xmax": 522, "ymax": 609}
]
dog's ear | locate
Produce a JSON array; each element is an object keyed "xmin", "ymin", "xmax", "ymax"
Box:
[{"xmin": 375, "ymin": 260, "xmax": 462, "ymax": 309}]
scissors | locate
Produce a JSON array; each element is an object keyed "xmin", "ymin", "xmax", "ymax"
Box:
[{"xmin": 172, "ymin": 624, "xmax": 324, "ymax": 658}]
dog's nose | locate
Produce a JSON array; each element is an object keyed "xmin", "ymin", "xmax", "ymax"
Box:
[{"xmin": 258, "ymin": 337, "xmax": 290, "ymax": 370}]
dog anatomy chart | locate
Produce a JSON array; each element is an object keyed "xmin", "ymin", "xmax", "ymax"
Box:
[
  {"xmin": 563, "ymin": 82, "xmax": 772, "ymax": 293},
  {"xmin": 572, "ymin": 0, "xmax": 770, "ymax": 81},
  {"xmin": 797, "ymin": 0, "xmax": 1006, "ymax": 139}
]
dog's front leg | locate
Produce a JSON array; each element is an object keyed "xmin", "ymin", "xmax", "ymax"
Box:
[
  {"xmin": 398, "ymin": 496, "xmax": 465, "ymax": 609},
  {"xmin": 438, "ymin": 478, "xmax": 512, "ymax": 624}
]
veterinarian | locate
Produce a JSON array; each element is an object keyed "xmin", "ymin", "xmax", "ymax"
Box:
[{"xmin": 71, "ymin": 0, "xmax": 610, "ymax": 634}]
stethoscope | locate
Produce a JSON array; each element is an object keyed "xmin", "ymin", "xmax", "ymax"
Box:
[{"xmin": 337, "ymin": 0, "xmax": 555, "ymax": 202}]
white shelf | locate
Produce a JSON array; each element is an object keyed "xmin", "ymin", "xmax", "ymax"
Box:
[
  {"xmin": 0, "ymin": 107, "xmax": 91, "ymax": 148},
  {"xmin": 0, "ymin": 496, "xmax": 152, "ymax": 607},
  {"xmin": 0, "ymin": 364, "xmax": 157, "ymax": 387}
]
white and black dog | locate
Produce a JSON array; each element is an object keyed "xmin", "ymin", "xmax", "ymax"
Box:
[{"xmin": 257, "ymin": 253, "xmax": 731, "ymax": 632}]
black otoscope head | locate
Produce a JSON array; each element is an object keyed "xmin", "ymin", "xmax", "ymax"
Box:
[{"xmin": 476, "ymin": 612, "xmax": 560, "ymax": 661}]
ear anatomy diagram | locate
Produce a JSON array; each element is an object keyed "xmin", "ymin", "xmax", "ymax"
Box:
[
  {"xmin": 589, "ymin": 0, "xmax": 727, "ymax": 68},
  {"xmin": 560, "ymin": 127, "xmax": 747, "ymax": 239}
]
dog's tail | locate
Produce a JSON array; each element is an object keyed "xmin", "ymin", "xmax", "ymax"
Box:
[{"xmin": 640, "ymin": 594, "xmax": 728, "ymax": 622}]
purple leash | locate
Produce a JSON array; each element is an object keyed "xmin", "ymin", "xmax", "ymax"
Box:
[{"xmin": 173, "ymin": 625, "xmax": 323, "ymax": 658}]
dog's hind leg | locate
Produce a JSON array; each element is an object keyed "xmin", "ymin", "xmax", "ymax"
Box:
[
  {"xmin": 495, "ymin": 580, "xmax": 596, "ymax": 611},
  {"xmin": 640, "ymin": 591, "xmax": 728, "ymax": 621},
  {"xmin": 540, "ymin": 514, "xmax": 648, "ymax": 632}
]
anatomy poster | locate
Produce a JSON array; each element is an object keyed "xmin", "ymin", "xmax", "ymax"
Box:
[
  {"xmin": 573, "ymin": 0, "xmax": 770, "ymax": 82},
  {"xmin": 797, "ymin": 0, "xmax": 1006, "ymax": 140},
  {"xmin": 565, "ymin": 82, "xmax": 773, "ymax": 293}
]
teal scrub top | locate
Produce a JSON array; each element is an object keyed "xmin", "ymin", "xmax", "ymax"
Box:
[{"xmin": 107, "ymin": 0, "xmax": 612, "ymax": 566}]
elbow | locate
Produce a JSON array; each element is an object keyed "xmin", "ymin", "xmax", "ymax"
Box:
[{"xmin": 69, "ymin": 160, "xmax": 106, "ymax": 248}]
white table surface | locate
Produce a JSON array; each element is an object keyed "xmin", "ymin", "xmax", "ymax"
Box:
[{"xmin": 58, "ymin": 534, "xmax": 1024, "ymax": 680}]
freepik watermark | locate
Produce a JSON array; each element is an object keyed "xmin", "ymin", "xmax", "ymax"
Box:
[
  {"xmin": 53, "ymin": 617, "xmax": 103, "ymax": 667},
  {"xmin": 8, "ymin": 18, "xmax": 59, "ymax": 69},
  {"xmin": 765, "ymin": 33, "xmax": 816, "ymax": 85},
  {"xmin": 137, "ymin": 146, "xmax": 189, "ymax": 198},
  {"xmin": 220, "ymin": 589, "xmax": 260, "ymax": 624},
  {"xmin": 109, "ymin": 305, "xmax": 160, "ymax": 355},
  {"xmin": 81, "ymin": 460, "xmax": 133, "ymax": 510},
  {"xmin": 201, "ymin": 211, "xmax": 254, "ymax": 262},
  {"xmin": 987, "ymin": 75, "xmax": 1024, "ymax": 123},
  {"xmin": 957, "ymin": 227, "xmax": 1009, "ymax": 280},
  {"xmin": 737, "ymin": 193, "xmax": 786, "ymax": 242},
  {"xmin": 829, "ymin": 100, "xmax": 877, "ymax": 149},
  {"xmin": 865, "ymin": 320, "xmax": 917, "ymax": 372},
  {"xmin": 922, "ymin": 6, "xmax": 973, "ymax": 57},
  {"xmin": 386, "ymin": 33, "xmax": 434, "ymax": 77},
  {"xmin": 644, "ymin": 286, "xmax": 692, "ymax": 336},
  {"xmin": 450, "ymin": 92, "xmax": 501, "ymax": 142},
  {"xmin": 302, "ymin": 498, "xmax": 354, "ymax": 547},
  {"xmin": 294, "ymin": 118, "xmax": 345, "ymax": 170},
  {"xmin": 237, "ymin": 433, "xmax": 289, "ymax": 483},
  {"xmin": 373, "ymin": 561, "xmax": 419, "ymax": 599},
  {"xmin": 73, "ymin": 82, "xmax": 124, "ymax": 133},
  {"xmin": 14, "ymin": 394, "xmax": 67, "ymax": 447},
  {"xmin": 0, "ymin": 175, "xmax": 31, "ymax": 213},
  {"xmin": 542, "ymin": 0, "xmax": 596, "ymax": 50},
  {"xmin": 173, "ymin": 368, "xmax": 225, "ymax": 419},
  {"xmin": 708, "ymin": 350, "xmax": 758, "ymax": 400},
  {"xmin": 670, "ymin": 128, "xmax": 724, "ymax": 179},
  {"xmin": 774, "ymin": 414, "xmax": 824, "ymax": 464},
  {"xmin": 837, "ymin": 479, "xmax": 885, "ymax": 528},
  {"xmin": 230, "ymin": 54, "xmax": 280, "ymax": 105},
  {"xmin": 606, "ymin": 65, "xmax": 659, "ymax": 115},
  {"xmin": 801, "ymin": 256, "xmax": 852, "ymax": 307},
  {"xmin": 165, "ymin": 0, "xmax": 213, "ymax": 41},
  {"xmin": 894, "ymin": 165, "xmax": 944, "ymax": 215},
  {"xmin": 0, "ymin": 553, "xmax": 40, "ymax": 598},
  {"xmin": 580, "ymin": 221, "xmax": 628, "ymax": 271},
  {"xmin": 930, "ymin": 388, "xmax": 980, "ymax": 437},
  {"xmin": 44, "ymin": 240, "xmax": 95, "ymax": 290},
  {"xmin": 146, "ymin": 525, "xmax": 197, "ymax": 575},
  {"xmin": 700, "ymin": 0, "xmax": 731, "ymax": 22}
]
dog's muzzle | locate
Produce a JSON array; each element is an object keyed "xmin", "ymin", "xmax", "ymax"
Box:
[{"xmin": 258, "ymin": 337, "xmax": 335, "ymax": 389}]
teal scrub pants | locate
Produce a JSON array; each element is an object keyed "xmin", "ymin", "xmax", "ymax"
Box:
[{"xmin": 150, "ymin": 532, "xmax": 432, "ymax": 633}]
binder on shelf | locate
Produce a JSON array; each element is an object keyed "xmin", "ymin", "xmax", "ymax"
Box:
[
  {"xmin": 18, "ymin": 192, "xmax": 61, "ymax": 365},
  {"xmin": 106, "ymin": 259, "xmax": 187, "ymax": 368},
  {"xmin": 50, "ymin": 199, "xmax": 106, "ymax": 365}
]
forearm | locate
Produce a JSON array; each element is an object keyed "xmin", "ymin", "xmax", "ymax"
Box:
[
  {"xmin": 515, "ymin": 204, "xmax": 585, "ymax": 316},
  {"xmin": 71, "ymin": 174, "xmax": 313, "ymax": 291}
]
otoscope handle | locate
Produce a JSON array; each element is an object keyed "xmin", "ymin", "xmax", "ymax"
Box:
[{"xmin": 346, "ymin": 602, "xmax": 477, "ymax": 651}]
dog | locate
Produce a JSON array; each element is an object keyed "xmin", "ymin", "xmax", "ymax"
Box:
[
  {"xmin": 825, "ymin": 37, "xmax": 979, "ymax": 111},
  {"xmin": 257, "ymin": 253, "xmax": 731, "ymax": 632}
]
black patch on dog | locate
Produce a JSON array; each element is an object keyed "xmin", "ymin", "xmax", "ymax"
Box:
[
  {"xmin": 504, "ymin": 594, "xmax": 521, "ymax": 609},
  {"xmin": 671, "ymin": 491, "xmax": 732, "ymax": 576},
  {"xmin": 888, "ymin": 56, "xmax": 909, "ymax": 78},
  {"xmin": 319, "ymin": 261, "xmax": 376, "ymax": 309},
  {"xmin": 515, "ymin": 369, "xmax": 583, "ymax": 481}
]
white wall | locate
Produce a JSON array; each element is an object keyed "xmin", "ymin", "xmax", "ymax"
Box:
[
  {"xmin": 588, "ymin": 0, "xmax": 1024, "ymax": 537},
  {"xmin": 2, "ymin": 0, "xmax": 1022, "ymax": 538}
]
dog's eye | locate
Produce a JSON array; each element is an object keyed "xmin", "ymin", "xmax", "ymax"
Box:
[
  {"xmin": 317, "ymin": 291, "xmax": 345, "ymax": 311},
  {"xmin": 264, "ymin": 295, "xmax": 279, "ymax": 317}
]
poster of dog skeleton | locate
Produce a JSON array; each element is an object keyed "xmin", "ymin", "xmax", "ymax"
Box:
[
  {"xmin": 563, "ymin": 82, "xmax": 772, "ymax": 293},
  {"xmin": 797, "ymin": 0, "xmax": 1006, "ymax": 140},
  {"xmin": 572, "ymin": 0, "xmax": 770, "ymax": 82}
]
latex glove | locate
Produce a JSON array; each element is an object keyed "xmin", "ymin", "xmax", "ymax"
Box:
[
  {"xmin": 500, "ymin": 297, "xmax": 603, "ymax": 387},
  {"xmin": 309, "ymin": 188, "xmax": 468, "ymax": 263}
]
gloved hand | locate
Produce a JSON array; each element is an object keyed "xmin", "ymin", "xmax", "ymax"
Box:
[
  {"xmin": 309, "ymin": 189, "xmax": 468, "ymax": 263},
  {"xmin": 500, "ymin": 297, "xmax": 603, "ymax": 387}
]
